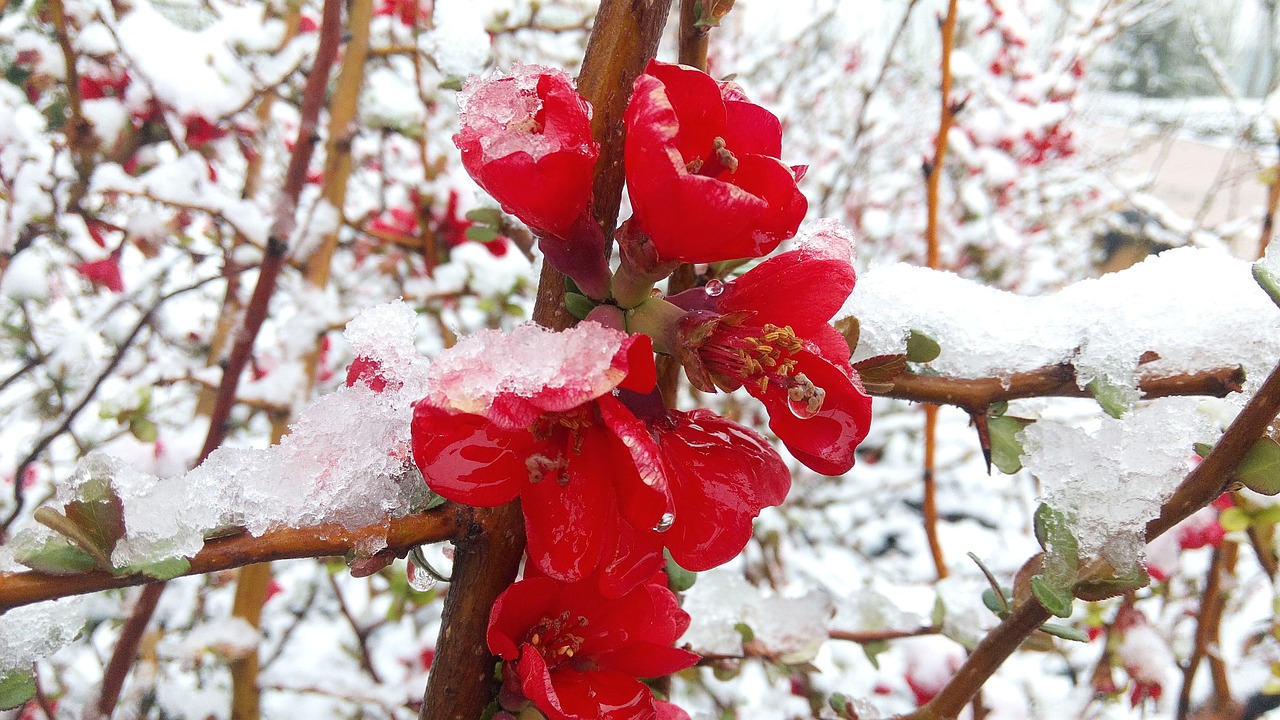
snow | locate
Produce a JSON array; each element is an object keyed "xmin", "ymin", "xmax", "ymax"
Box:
[
  {"xmin": 680, "ymin": 566, "xmax": 835, "ymax": 664},
  {"xmin": 423, "ymin": 0, "xmax": 492, "ymax": 77},
  {"xmin": 457, "ymin": 64, "xmax": 592, "ymax": 163},
  {"xmin": 846, "ymin": 247, "xmax": 1280, "ymax": 401},
  {"xmin": 1023, "ymin": 397, "xmax": 1218, "ymax": 574},
  {"xmin": 0, "ymin": 597, "xmax": 86, "ymax": 676},
  {"xmin": 420, "ymin": 320, "xmax": 629, "ymax": 417},
  {"xmin": 158, "ymin": 616, "xmax": 262, "ymax": 664}
]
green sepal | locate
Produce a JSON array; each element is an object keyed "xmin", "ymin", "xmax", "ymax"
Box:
[
  {"xmin": 733, "ymin": 622, "xmax": 755, "ymax": 644},
  {"xmin": 1236, "ymin": 437, "xmax": 1280, "ymax": 495},
  {"xmin": 664, "ymin": 550, "xmax": 697, "ymax": 592},
  {"xmin": 905, "ymin": 330, "xmax": 941, "ymax": 363},
  {"xmin": 0, "ymin": 672, "xmax": 36, "ymax": 710},
  {"xmin": 989, "ymin": 415, "xmax": 1032, "ymax": 474},
  {"xmin": 564, "ymin": 293, "xmax": 596, "ymax": 321}
]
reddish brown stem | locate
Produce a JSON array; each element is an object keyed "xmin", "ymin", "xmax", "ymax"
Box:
[
  {"xmin": 93, "ymin": 584, "xmax": 163, "ymax": 719},
  {"xmin": 828, "ymin": 626, "xmax": 940, "ymax": 643},
  {"xmin": 924, "ymin": 0, "xmax": 959, "ymax": 270},
  {"xmin": 0, "ymin": 508, "xmax": 458, "ymax": 611},
  {"xmin": 1258, "ymin": 139, "xmax": 1280, "ymax": 259},
  {"xmin": 1177, "ymin": 542, "xmax": 1238, "ymax": 719},
  {"xmin": 879, "ymin": 364, "xmax": 1244, "ymax": 410},
  {"xmin": 922, "ymin": 404, "xmax": 948, "ymax": 579},
  {"xmin": 415, "ymin": 4, "xmax": 675, "ymax": 717}
]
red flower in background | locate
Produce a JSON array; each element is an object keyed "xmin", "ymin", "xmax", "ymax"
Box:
[
  {"xmin": 454, "ymin": 65, "xmax": 598, "ymax": 240},
  {"xmin": 670, "ymin": 221, "xmax": 871, "ymax": 475},
  {"xmin": 76, "ymin": 255, "xmax": 125, "ymax": 293},
  {"xmin": 624, "ymin": 60, "xmax": 806, "ymax": 264},
  {"xmin": 410, "ymin": 323, "xmax": 667, "ymax": 595},
  {"xmin": 488, "ymin": 571, "xmax": 698, "ymax": 720}
]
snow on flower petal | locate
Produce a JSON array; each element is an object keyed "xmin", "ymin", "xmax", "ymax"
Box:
[{"xmin": 454, "ymin": 64, "xmax": 598, "ymax": 240}]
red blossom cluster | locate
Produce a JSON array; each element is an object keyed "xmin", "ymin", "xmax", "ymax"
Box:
[{"xmin": 406, "ymin": 60, "xmax": 874, "ymax": 719}]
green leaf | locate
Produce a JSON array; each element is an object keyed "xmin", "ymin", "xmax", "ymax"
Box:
[
  {"xmin": 664, "ymin": 550, "xmax": 697, "ymax": 592},
  {"xmin": 1031, "ymin": 574, "xmax": 1075, "ymax": 618},
  {"xmin": 1253, "ymin": 261, "xmax": 1280, "ymax": 310},
  {"xmin": 905, "ymin": 330, "xmax": 941, "ymax": 363},
  {"xmin": 1076, "ymin": 567, "xmax": 1150, "ymax": 601},
  {"xmin": 125, "ymin": 556, "xmax": 191, "ymax": 581},
  {"xmin": 1236, "ymin": 437, "xmax": 1280, "ymax": 495},
  {"xmin": 988, "ymin": 415, "xmax": 1031, "ymax": 474},
  {"xmin": 13, "ymin": 533, "xmax": 98, "ymax": 575},
  {"xmin": 1039, "ymin": 622, "xmax": 1090, "ymax": 642},
  {"xmin": 464, "ymin": 224, "xmax": 500, "ymax": 243},
  {"xmin": 424, "ymin": 492, "xmax": 447, "ymax": 511},
  {"xmin": 464, "ymin": 208, "xmax": 505, "ymax": 227},
  {"xmin": 564, "ymin": 293, "xmax": 596, "ymax": 321},
  {"xmin": 982, "ymin": 587, "xmax": 1008, "ymax": 616},
  {"xmin": 1033, "ymin": 503, "xmax": 1080, "ymax": 588},
  {"xmin": 989, "ymin": 400, "xmax": 1009, "ymax": 417},
  {"xmin": 0, "ymin": 671, "xmax": 35, "ymax": 710},
  {"xmin": 733, "ymin": 622, "xmax": 755, "ymax": 644},
  {"xmin": 439, "ymin": 76, "xmax": 464, "ymax": 91},
  {"xmin": 851, "ymin": 354, "xmax": 907, "ymax": 394},
  {"xmin": 860, "ymin": 640, "xmax": 889, "ymax": 669},
  {"xmin": 829, "ymin": 693, "xmax": 850, "ymax": 713},
  {"xmin": 1194, "ymin": 442, "xmax": 1215, "ymax": 459},
  {"xmin": 1088, "ymin": 378, "xmax": 1131, "ymax": 418},
  {"xmin": 34, "ymin": 507, "xmax": 113, "ymax": 570},
  {"xmin": 1220, "ymin": 506, "xmax": 1251, "ymax": 533},
  {"xmin": 129, "ymin": 416, "xmax": 158, "ymax": 443}
]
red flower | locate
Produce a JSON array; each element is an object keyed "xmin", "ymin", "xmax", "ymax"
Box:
[
  {"xmin": 670, "ymin": 221, "xmax": 871, "ymax": 475},
  {"xmin": 411, "ymin": 323, "xmax": 667, "ymax": 594},
  {"xmin": 623, "ymin": 60, "xmax": 806, "ymax": 264},
  {"xmin": 619, "ymin": 392, "xmax": 791, "ymax": 572},
  {"xmin": 76, "ymin": 255, "xmax": 125, "ymax": 293},
  {"xmin": 454, "ymin": 65, "xmax": 598, "ymax": 241},
  {"xmin": 487, "ymin": 572, "xmax": 698, "ymax": 720}
]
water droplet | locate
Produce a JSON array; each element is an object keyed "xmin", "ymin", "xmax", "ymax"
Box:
[
  {"xmin": 653, "ymin": 512, "xmax": 675, "ymax": 532},
  {"xmin": 703, "ymin": 279, "xmax": 724, "ymax": 297},
  {"xmin": 787, "ymin": 394, "xmax": 821, "ymax": 420},
  {"xmin": 407, "ymin": 562, "xmax": 437, "ymax": 592}
]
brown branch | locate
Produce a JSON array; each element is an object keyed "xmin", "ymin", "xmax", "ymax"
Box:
[
  {"xmin": 878, "ymin": 364, "xmax": 1245, "ymax": 410},
  {"xmin": 229, "ymin": 563, "xmax": 273, "ymax": 720},
  {"xmin": 326, "ymin": 572, "xmax": 384, "ymax": 683},
  {"xmin": 898, "ymin": 355, "xmax": 1280, "ymax": 720},
  {"xmin": 1177, "ymin": 542, "xmax": 1238, "ymax": 719},
  {"xmin": 924, "ymin": 0, "xmax": 958, "ymax": 270},
  {"xmin": 922, "ymin": 405, "xmax": 948, "ymax": 579},
  {"xmin": 677, "ymin": 0, "xmax": 710, "ymax": 68},
  {"xmin": 0, "ymin": 509, "xmax": 458, "ymax": 611},
  {"xmin": 49, "ymin": 0, "xmax": 96, "ymax": 210},
  {"xmin": 417, "ymin": 3, "xmax": 675, "ymax": 717}
]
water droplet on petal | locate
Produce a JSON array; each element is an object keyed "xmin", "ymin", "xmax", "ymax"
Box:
[
  {"xmin": 787, "ymin": 396, "xmax": 820, "ymax": 420},
  {"xmin": 703, "ymin": 279, "xmax": 724, "ymax": 297},
  {"xmin": 653, "ymin": 512, "xmax": 675, "ymax": 532},
  {"xmin": 786, "ymin": 374, "xmax": 825, "ymax": 420},
  {"xmin": 407, "ymin": 562, "xmax": 437, "ymax": 592}
]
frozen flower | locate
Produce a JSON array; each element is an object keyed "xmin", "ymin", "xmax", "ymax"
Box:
[
  {"xmin": 488, "ymin": 570, "xmax": 698, "ymax": 720},
  {"xmin": 410, "ymin": 322, "xmax": 666, "ymax": 594},
  {"xmin": 454, "ymin": 65, "xmax": 598, "ymax": 241},
  {"xmin": 669, "ymin": 221, "xmax": 872, "ymax": 475},
  {"xmin": 623, "ymin": 60, "xmax": 806, "ymax": 264}
]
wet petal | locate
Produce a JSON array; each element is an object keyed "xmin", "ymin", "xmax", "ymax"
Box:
[
  {"xmin": 660, "ymin": 409, "xmax": 791, "ymax": 570},
  {"xmin": 410, "ymin": 402, "xmax": 531, "ymax": 506}
]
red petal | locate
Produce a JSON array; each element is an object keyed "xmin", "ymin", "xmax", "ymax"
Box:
[
  {"xmin": 596, "ymin": 395, "xmax": 669, "ymax": 529},
  {"xmin": 522, "ymin": 428, "xmax": 616, "ymax": 582},
  {"xmin": 641, "ymin": 61, "xmax": 726, "ymax": 163},
  {"xmin": 717, "ymin": 235, "xmax": 856, "ymax": 334},
  {"xmin": 660, "ymin": 409, "xmax": 791, "ymax": 570},
  {"xmin": 487, "ymin": 577, "xmax": 561, "ymax": 659},
  {"xmin": 410, "ymin": 402, "xmax": 530, "ymax": 506},
  {"xmin": 76, "ymin": 257, "xmax": 125, "ymax": 293},
  {"xmin": 528, "ymin": 667, "xmax": 655, "ymax": 720},
  {"xmin": 657, "ymin": 701, "xmax": 693, "ymax": 720},
  {"xmin": 473, "ymin": 149, "xmax": 595, "ymax": 239},
  {"xmin": 596, "ymin": 509, "xmax": 665, "ymax": 599},
  {"xmin": 722, "ymin": 100, "xmax": 782, "ymax": 158},
  {"xmin": 751, "ymin": 349, "xmax": 872, "ymax": 475},
  {"xmin": 616, "ymin": 334, "xmax": 658, "ymax": 394}
]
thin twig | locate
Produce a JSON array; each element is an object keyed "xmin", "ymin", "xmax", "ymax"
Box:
[{"xmin": 1176, "ymin": 542, "xmax": 1238, "ymax": 719}]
